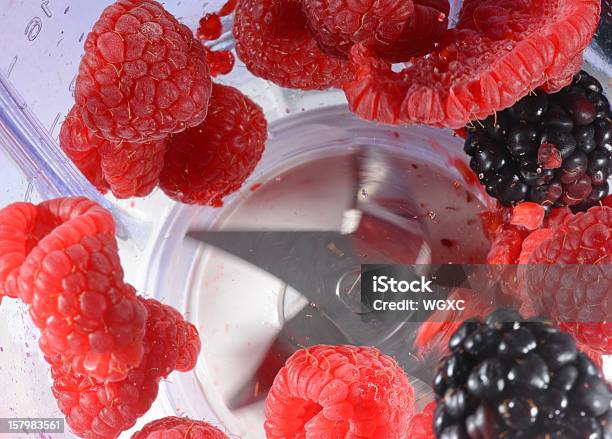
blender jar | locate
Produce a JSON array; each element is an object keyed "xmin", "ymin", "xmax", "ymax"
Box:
[{"xmin": 0, "ymin": 0, "xmax": 610, "ymax": 438}]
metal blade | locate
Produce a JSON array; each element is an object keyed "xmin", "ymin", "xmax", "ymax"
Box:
[
  {"xmin": 228, "ymin": 304, "xmax": 351, "ymax": 410},
  {"xmin": 187, "ymin": 230, "xmax": 357, "ymax": 306}
]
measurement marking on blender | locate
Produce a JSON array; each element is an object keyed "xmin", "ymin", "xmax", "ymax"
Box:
[
  {"xmin": 49, "ymin": 112, "xmax": 62, "ymax": 137},
  {"xmin": 25, "ymin": 17, "xmax": 43, "ymax": 41},
  {"xmin": 25, "ymin": 1, "xmax": 53, "ymax": 42},
  {"xmin": 69, "ymin": 75, "xmax": 77, "ymax": 93},
  {"xmin": 7, "ymin": 56, "xmax": 18, "ymax": 78},
  {"xmin": 41, "ymin": 0, "xmax": 52, "ymax": 18}
]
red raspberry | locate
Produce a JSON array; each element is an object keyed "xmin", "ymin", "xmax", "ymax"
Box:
[
  {"xmin": 233, "ymin": 0, "xmax": 354, "ymax": 90},
  {"xmin": 132, "ymin": 417, "xmax": 228, "ymax": 439},
  {"xmin": 140, "ymin": 297, "xmax": 202, "ymax": 374},
  {"xmin": 578, "ymin": 343, "xmax": 604, "ymax": 371},
  {"xmin": 159, "ymin": 83, "xmax": 267, "ymax": 206},
  {"xmin": 530, "ymin": 206, "xmax": 612, "ymax": 264},
  {"xmin": 61, "ymin": 106, "xmax": 168, "ymax": 199},
  {"xmin": 60, "ymin": 107, "xmax": 110, "ymax": 193},
  {"xmin": 0, "ymin": 202, "xmax": 40, "ymax": 302},
  {"xmin": 65, "ymin": 148, "xmax": 110, "ymax": 194},
  {"xmin": 407, "ymin": 401, "xmax": 436, "ymax": 439},
  {"xmin": 516, "ymin": 228, "xmax": 554, "ymax": 264},
  {"xmin": 204, "ymin": 47, "xmax": 236, "ymax": 77},
  {"xmin": 51, "ymin": 296, "xmax": 201, "ymax": 439},
  {"xmin": 99, "ymin": 138, "xmax": 167, "ymax": 199},
  {"xmin": 509, "ymin": 202, "xmax": 545, "ymax": 231},
  {"xmin": 485, "ymin": 205, "xmax": 575, "ymax": 315},
  {"xmin": 343, "ymin": 0, "xmax": 601, "ymax": 128},
  {"xmin": 264, "ymin": 345, "xmax": 414, "ymax": 439},
  {"xmin": 75, "ymin": 0, "xmax": 212, "ymax": 143},
  {"xmin": 198, "ymin": 14, "xmax": 223, "ymax": 41},
  {"xmin": 523, "ymin": 206, "xmax": 612, "ymax": 354},
  {"xmin": 414, "ymin": 289, "xmax": 495, "ymax": 358},
  {"xmin": 486, "ymin": 224, "xmax": 528, "ymax": 265},
  {"xmin": 541, "ymin": 51, "xmax": 585, "ymax": 93},
  {"xmin": 303, "ymin": 0, "xmax": 450, "ymax": 63},
  {"xmin": 302, "ymin": 0, "xmax": 415, "ymax": 61},
  {"xmin": 458, "ymin": 1, "xmax": 596, "ymax": 94},
  {"xmin": 537, "ymin": 143, "xmax": 563, "ymax": 170},
  {"xmin": 0, "ymin": 197, "xmax": 147, "ymax": 382}
]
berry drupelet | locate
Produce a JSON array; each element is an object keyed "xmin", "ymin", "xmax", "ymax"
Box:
[
  {"xmin": 464, "ymin": 71, "xmax": 611, "ymax": 212},
  {"xmin": 433, "ymin": 308, "xmax": 612, "ymax": 439}
]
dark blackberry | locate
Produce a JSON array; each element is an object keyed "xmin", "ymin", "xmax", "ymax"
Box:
[
  {"xmin": 464, "ymin": 70, "xmax": 612, "ymax": 211},
  {"xmin": 432, "ymin": 309, "xmax": 612, "ymax": 439}
]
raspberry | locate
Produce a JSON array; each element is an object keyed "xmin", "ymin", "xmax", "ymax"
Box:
[
  {"xmin": 301, "ymin": 0, "xmax": 416, "ymax": 62},
  {"xmin": 343, "ymin": 0, "xmax": 601, "ymax": 128},
  {"xmin": 486, "ymin": 224, "xmax": 528, "ymax": 265},
  {"xmin": 60, "ymin": 106, "xmax": 168, "ymax": 199},
  {"xmin": 142, "ymin": 297, "xmax": 201, "ymax": 374},
  {"xmin": 64, "ymin": 148, "xmax": 110, "ymax": 194},
  {"xmin": 523, "ymin": 205, "xmax": 612, "ymax": 354},
  {"xmin": 537, "ymin": 143, "xmax": 562, "ymax": 169},
  {"xmin": 407, "ymin": 402, "xmax": 436, "ymax": 439},
  {"xmin": 457, "ymin": 0, "xmax": 598, "ymax": 93},
  {"xmin": 579, "ymin": 343, "xmax": 604, "ymax": 371},
  {"xmin": 391, "ymin": 0, "xmax": 450, "ymax": 61},
  {"xmin": 541, "ymin": 50, "xmax": 585, "ymax": 93},
  {"xmin": 530, "ymin": 205, "xmax": 612, "ymax": 264},
  {"xmin": 204, "ymin": 47, "xmax": 236, "ymax": 77},
  {"xmin": 198, "ymin": 14, "xmax": 223, "ymax": 41},
  {"xmin": 509, "ymin": 202, "xmax": 545, "ymax": 231},
  {"xmin": 414, "ymin": 289, "xmax": 494, "ymax": 358},
  {"xmin": 75, "ymin": 0, "xmax": 212, "ymax": 143},
  {"xmin": 516, "ymin": 227, "xmax": 553, "ymax": 264},
  {"xmin": 0, "ymin": 202, "xmax": 40, "ymax": 302},
  {"xmin": 60, "ymin": 107, "xmax": 109, "ymax": 193},
  {"xmin": 132, "ymin": 417, "xmax": 228, "ymax": 439},
  {"xmin": 159, "ymin": 83, "xmax": 267, "ymax": 206},
  {"xmin": 303, "ymin": 0, "xmax": 450, "ymax": 63},
  {"xmin": 264, "ymin": 345, "xmax": 414, "ymax": 438},
  {"xmin": 233, "ymin": 0, "xmax": 354, "ymax": 90},
  {"xmin": 0, "ymin": 197, "xmax": 147, "ymax": 382},
  {"xmin": 51, "ymin": 296, "xmax": 201, "ymax": 439},
  {"xmin": 99, "ymin": 138, "xmax": 167, "ymax": 199}
]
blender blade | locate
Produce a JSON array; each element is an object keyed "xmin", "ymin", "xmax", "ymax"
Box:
[
  {"xmin": 226, "ymin": 303, "xmax": 351, "ymax": 409},
  {"xmin": 186, "ymin": 146, "xmax": 476, "ymax": 409}
]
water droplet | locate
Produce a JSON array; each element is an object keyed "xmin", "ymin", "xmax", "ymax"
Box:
[
  {"xmin": 360, "ymin": 187, "xmax": 368, "ymax": 198},
  {"xmin": 437, "ymin": 12, "xmax": 446, "ymax": 22},
  {"xmin": 427, "ymin": 210, "xmax": 437, "ymax": 220}
]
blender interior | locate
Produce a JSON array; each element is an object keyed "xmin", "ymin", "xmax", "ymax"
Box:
[{"xmin": 144, "ymin": 106, "xmax": 491, "ymax": 438}]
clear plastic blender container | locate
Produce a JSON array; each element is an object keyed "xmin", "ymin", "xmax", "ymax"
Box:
[{"xmin": 0, "ymin": 1, "xmax": 610, "ymax": 437}]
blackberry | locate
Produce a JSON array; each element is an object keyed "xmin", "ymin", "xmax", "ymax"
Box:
[
  {"xmin": 464, "ymin": 71, "xmax": 612, "ymax": 211},
  {"xmin": 433, "ymin": 309, "xmax": 612, "ymax": 439}
]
